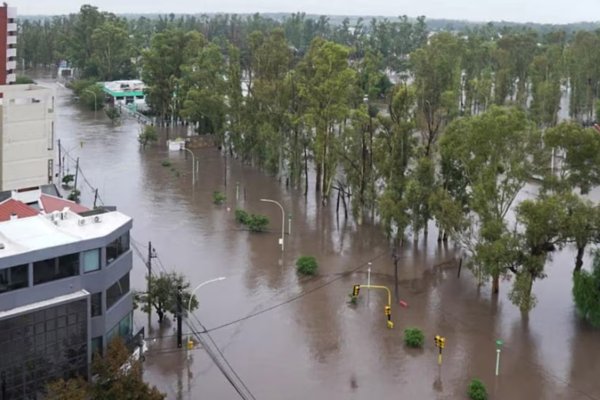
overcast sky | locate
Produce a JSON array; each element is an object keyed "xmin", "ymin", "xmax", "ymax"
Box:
[{"xmin": 9, "ymin": 0, "xmax": 600, "ymax": 24}]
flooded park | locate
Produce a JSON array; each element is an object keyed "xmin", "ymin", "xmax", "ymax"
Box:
[{"xmin": 46, "ymin": 75, "xmax": 600, "ymax": 399}]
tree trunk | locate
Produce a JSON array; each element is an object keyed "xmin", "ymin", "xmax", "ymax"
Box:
[
  {"xmin": 157, "ymin": 309, "xmax": 164, "ymax": 323},
  {"xmin": 574, "ymin": 245, "xmax": 585, "ymax": 273},
  {"xmin": 492, "ymin": 273, "xmax": 500, "ymax": 294}
]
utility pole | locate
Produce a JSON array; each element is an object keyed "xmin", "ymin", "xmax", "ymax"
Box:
[
  {"xmin": 146, "ymin": 242, "xmax": 156, "ymax": 327},
  {"xmin": 74, "ymin": 157, "xmax": 79, "ymax": 191},
  {"xmin": 93, "ymin": 188, "xmax": 99, "ymax": 209},
  {"xmin": 176, "ymin": 285, "xmax": 183, "ymax": 348},
  {"xmin": 58, "ymin": 139, "xmax": 62, "ymax": 174}
]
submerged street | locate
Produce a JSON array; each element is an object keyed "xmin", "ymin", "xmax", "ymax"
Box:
[{"xmin": 48, "ymin": 77, "xmax": 600, "ymax": 400}]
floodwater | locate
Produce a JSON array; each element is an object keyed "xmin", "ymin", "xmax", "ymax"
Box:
[{"xmin": 44, "ymin": 77, "xmax": 600, "ymax": 400}]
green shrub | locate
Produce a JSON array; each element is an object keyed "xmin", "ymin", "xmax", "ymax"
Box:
[
  {"xmin": 161, "ymin": 160, "xmax": 172, "ymax": 167},
  {"xmin": 15, "ymin": 75, "xmax": 34, "ymax": 84},
  {"xmin": 62, "ymin": 174, "xmax": 74, "ymax": 186},
  {"xmin": 105, "ymin": 105, "xmax": 121, "ymax": 122},
  {"xmin": 235, "ymin": 209, "xmax": 249, "ymax": 224},
  {"xmin": 138, "ymin": 126, "xmax": 158, "ymax": 149},
  {"xmin": 296, "ymin": 256, "xmax": 318, "ymax": 276},
  {"xmin": 246, "ymin": 214, "xmax": 269, "ymax": 232},
  {"xmin": 213, "ymin": 191, "xmax": 226, "ymax": 205},
  {"xmin": 68, "ymin": 189, "xmax": 81, "ymax": 202},
  {"xmin": 573, "ymin": 252, "xmax": 600, "ymax": 327},
  {"xmin": 403, "ymin": 328, "xmax": 425, "ymax": 348},
  {"xmin": 467, "ymin": 379, "xmax": 488, "ymax": 400}
]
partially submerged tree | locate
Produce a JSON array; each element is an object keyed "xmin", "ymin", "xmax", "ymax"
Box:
[
  {"xmin": 573, "ymin": 251, "xmax": 600, "ymax": 327},
  {"xmin": 137, "ymin": 125, "xmax": 158, "ymax": 149},
  {"xmin": 135, "ymin": 272, "xmax": 198, "ymax": 323}
]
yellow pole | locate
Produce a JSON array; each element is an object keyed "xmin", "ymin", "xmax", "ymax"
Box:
[
  {"xmin": 358, "ymin": 284, "xmax": 391, "ymax": 307},
  {"xmin": 438, "ymin": 351, "xmax": 442, "ymax": 365}
]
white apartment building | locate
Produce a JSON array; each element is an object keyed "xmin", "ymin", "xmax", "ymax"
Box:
[{"xmin": 0, "ymin": 84, "xmax": 55, "ymax": 191}]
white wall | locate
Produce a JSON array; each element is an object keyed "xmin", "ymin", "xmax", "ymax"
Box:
[{"xmin": 0, "ymin": 84, "xmax": 55, "ymax": 191}]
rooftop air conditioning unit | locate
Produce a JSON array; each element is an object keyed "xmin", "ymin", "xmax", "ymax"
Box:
[
  {"xmin": 78, "ymin": 219, "xmax": 86, "ymax": 226},
  {"xmin": 94, "ymin": 216, "xmax": 101, "ymax": 223}
]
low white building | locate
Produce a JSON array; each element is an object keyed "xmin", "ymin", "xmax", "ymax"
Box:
[{"xmin": 0, "ymin": 84, "xmax": 55, "ymax": 191}]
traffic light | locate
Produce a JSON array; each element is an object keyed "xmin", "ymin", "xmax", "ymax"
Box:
[
  {"xmin": 439, "ymin": 337, "xmax": 445, "ymax": 349},
  {"xmin": 352, "ymin": 285, "xmax": 360, "ymax": 297},
  {"xmin": 434, "ymin": 335, "xmax": 441, "ymax": 347},
  {"xmin": 384, "ymin": 305, "xmax": 391, "ymax": 318}
]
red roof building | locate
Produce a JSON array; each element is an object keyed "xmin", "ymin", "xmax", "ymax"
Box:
[
  {"xmin": 39, "ymin": 194, "xmax": 89, "ymax": 214},
  {"xmin": 0, "ymin": 198, "xmax": 38, "ymax": 221}
]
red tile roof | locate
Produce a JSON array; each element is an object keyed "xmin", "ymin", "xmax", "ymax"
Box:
[
  {"xmin": 0, "ymin": 199, "xmax": 38, "ymax": 221},
  {"xmin": 40, "ymin": 194, "xmax": 89, "ymax": 214}
]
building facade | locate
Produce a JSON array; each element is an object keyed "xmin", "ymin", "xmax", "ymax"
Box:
[
  {"xmin": 0, "ymin": 4, "xmax": 17, "ymax": 85},
  {"xmin": 0, "ymin": 84, "xmax": 55, "ymax": 191},
  {"xmin": 0, "ymin": 208, "xmax": 134, "ymax": 399}
]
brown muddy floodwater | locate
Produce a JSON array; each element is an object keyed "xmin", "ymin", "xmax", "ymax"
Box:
[{"xmin": 44, "ymin": 77, "xmax": 600, "ymax": 400}]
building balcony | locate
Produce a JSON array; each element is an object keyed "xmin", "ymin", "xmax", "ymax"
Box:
[
  {"xmin": 6, "ymin": 48, "xmax": 16, "ymax": 58},
  {"xmin": 6, "ymin": 60, "xmax": 16, "ymax": 70},
  {"xmin": 6, "ymin": 73, "xmax": 15, "ymax": 83},
  {"xmin": 6, "ymin": 35, "xmax": 16, "ymax": 45},
  {"xmin": 7, "ymin": 8, "xmax": 17, "ymax": 19},
  {"xmin": 7, "ymin": 23, "xmax": 16, "ymax": 32}
]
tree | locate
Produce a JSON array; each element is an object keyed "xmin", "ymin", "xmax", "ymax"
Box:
[
  {"xmin": 135, "ymin": 272, "xmax": 198, "ymax": 323},
  {"xmin": 573, "ymin": 251, "xmax": 600, "ymax": 327},
  {"xmin": 297, "ymin": 38, "xmax": 357, "ymax": 202},
  {"xmin": 46, "ymin": 377, "xmax": 88, "ymax": 400},
  {"xmin": 439, "ymin": 106, "xmax": 539, "ymax": 294},
  {"xmin": 91, "ymin": 19, "xmax": 134, "ymax": 81},
  {"xmin": 411, "ymin": 32, "xmax": 462, "ymax": 156},
  {"xmin": 46, "ymin": 338, "xmax": 165, "ymax": 400},
  {"xmin": 137, "ymin": 125, "xmax": 158, "ymax": 149}
]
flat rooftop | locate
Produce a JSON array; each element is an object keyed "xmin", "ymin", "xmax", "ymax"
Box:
[{"xmin": 0, "ymin": 209, "xmax": 132, "ymax": 258}]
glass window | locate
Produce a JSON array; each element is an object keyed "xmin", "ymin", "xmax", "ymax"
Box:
[
  {"xmin": 91, "ymin": 292, "xmax": 102, "ymax": 317},
  {"xmin": 91, "ymin": 336, "xmax": 103, "ymax": 358},
  {"xmin": 83, "ymin": 249, "xmax": 100, "ymax": 273},
  {"xmin": 119, "ymin": 312, "xmax": 132, "ymax": 338},
  {"xmin": 106, "ymin": 232, "xmax": 130, "ymax": 265},
  {"xmin": 33, "ymin": 254, "xmax": 79, "ymax": 285},
  {"xmin": 0, "ymin": 264, "xmax": 28, "ymax": 293},
  {"xmin": 106, "ymin": 273, "xmax": 130, "ymax": 310}
]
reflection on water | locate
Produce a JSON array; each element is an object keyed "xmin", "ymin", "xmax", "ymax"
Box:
[{"xmin": 38, "ymin": 76, "xmax": 600, "ymax": 399}]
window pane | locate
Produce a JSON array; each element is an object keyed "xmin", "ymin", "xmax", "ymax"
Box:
[
  {"xmin": 106, "ymin": 232, "xmax": 130, "ymax": 265},
  {"xmin": 119, "ymin": 312, "xmax": 132, "ymax": 338},
  {"xmin": 34, "ymin": 254, "xmax": 79, "ymax": 285},
  {"xmin": 106, "ymin": 273, "xmax": 130, "ymax": 310},
  {"xmin": 83, "ymin": 249, "xmax": 100, "ymax": 273},
  {"xmin": 91, "ymin": 336, "xmax": 103, "ymax": 358},
  {"xmin": 0, "ymin": 264, "xmax": 28, "ymax": 293},
  {"xmin": 91, "ymin": 292, "xmax": 102, "ymax": 317}
]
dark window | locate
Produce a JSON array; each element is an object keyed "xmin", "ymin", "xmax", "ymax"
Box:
[
  {"xmin": 91, "ymin": 336, "xmax": 103, "ymax": 358},
  {"xmin": 106, "ymin": 232, "xmax": 130, "ymax": 265},
  {"xmin": 0, "ymin": 264, "xmax": 28, "ymax": 293},
  {"xmin": 106, "ymin": 273, "xmax": 130, "ymax": 310},
  {"xmin": 33, "ymin": 254, "xmax": 79, "ymax": 285},
  {"xmin": 91, "ymin": 292, "xmax": 102, "ymax": 317}
]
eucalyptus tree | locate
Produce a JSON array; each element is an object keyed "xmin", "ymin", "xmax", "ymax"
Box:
[
  {"xmin": 565, "ymin": 31, "xmax": 600, "ymax": 122},
  {"xmin": 438, "ymin": 106, "xmax": 539, "ymax": 294},
  {"xmin": 411, "ymin": 32, "xmax": 463, "ymax": 157},
  {"xmin": 296, "ymin": 38, "xmax": 357, "ymax": 202},
  {"xmin": 91, "ymin": 19, "xmax": 134, "ymax": 81},
  {"xmin": 529, "ymin": 42, "xmax": 564, "ymax": 127}
]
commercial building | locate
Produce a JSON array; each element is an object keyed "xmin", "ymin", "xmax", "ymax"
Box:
[
  {"xmin": 0, "ymin": 203, "xmax": 134, "ymax": 399},
  {"xmin": 102, "ymin": 80, "xmax": 147, "ymax": 111},
  {"xmin": 0, "ymin": 83, "xmax": 55, "ymax": 191},
  {"xmin": 0, "ymin": 4, "xmax": 17, "ymax": 85}
]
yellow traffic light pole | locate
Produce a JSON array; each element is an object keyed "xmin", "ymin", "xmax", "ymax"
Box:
[
  {"xmin": 351, "ymin": 284, "xmax": 394, "ymax": 328},
  {"xmin": 434, "ymin": 335, "xmax": 446, "ymax": 365}
]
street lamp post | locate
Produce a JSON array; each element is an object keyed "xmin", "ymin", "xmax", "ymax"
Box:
[
  {"xmin": 84, "ymin": 89, "xmax": 97, "ymax": 118},
  {"xmin": 186, "ymin": 276, "xmax": 226, "ymax": 352},
  {"xmin": 187, "ymin": 276, "xmax": 227, "ymax": 314},
  {"xmin": 182, "ymin": 148, "xmax": 196, "ymax": 186},
  {"xmin": 260, "ymin": 198, "xmax": 285, "ymax": 251}
]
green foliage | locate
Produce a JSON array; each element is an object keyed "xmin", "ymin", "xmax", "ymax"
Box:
[
  {"xmin": 105, "ymin": 106, "xmax": 121, "ymax": 123},
  {"xmin": 71, "ymin": 80, "xmax": 104, "ymax": 111},
  {"xmin": 62, "ymin": 174, "xmax": 75, "ymax": 185},
  {"xmin": 235, "ymin": 209, "xmax": 249, "ymax": 224},
  {"xmin": 138, "ymin": 125, "xmax": 158, "ymax": 149},
  {"xmin": 403, "ymin": 327, "xmax": 425, "ymax": 348},
  {"xmin": 161, "ymin": 160, "xmax": 172, "ymax": 167},
  {"xmin": 46, "ymin": 338, "xmax": 165, "ymax": 400},
  {"xmin": 246, "ymin": 214, "xmax": 269, "ymax": 232},
  {"xmin": 233, "ymin": 208, "xmax": 269, "ymax": 231},
  {"xmin": 213, "ymin": 191, "xmax": 226, "ymax": 205},
  {"xmin": 15, "ymin": 75, "xmax": 35, "ymax": 84},
  {"xmin": 573, "ymin": 252, "xmax": 600, "ymax": 327},
  {"xmin": 68, "ymin": 189, "xmax": 80, "ymax": 202},
  {"xmin": 467, "ymin": 379, "xmax": 488, "ymax": 400},
  {"xmin": 296, "ymin": 256, "xmax": 318, "ymax": 276},
  {"xmin": 134, "ymin": 272, "xmax": 198, "ymax": 323}
]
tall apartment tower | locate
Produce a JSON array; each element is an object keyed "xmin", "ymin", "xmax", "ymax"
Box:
[{"xmin": 0, "ymin": 3, "xmax": 17, "ymax": 85}]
